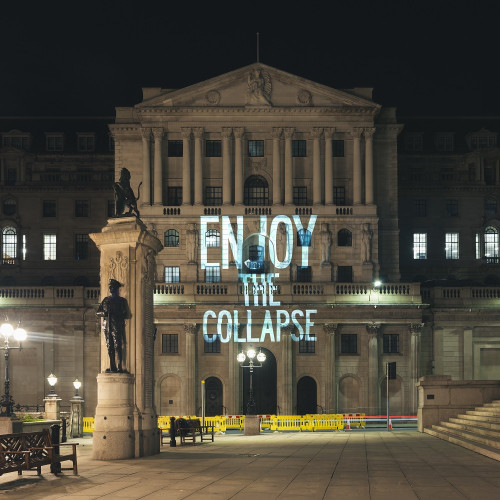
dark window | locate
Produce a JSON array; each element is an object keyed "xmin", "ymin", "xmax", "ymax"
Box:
[
  {"xmin": 6, "ymin": 168, "xmax": 17, "ymax": 185},
  {"xmin": 445, "ymin": 199, "xmax": 458, "ymax": 217},
  {"xmin": 205, "ymin": 186, "xmax": 222, "ymax": 206},
  {"xmin": 338, "ymin": 229, "xmax": 352, "ymax": 246},
  {"xmin": 333, "ymin": 186, "xmax": 345, "ymax": 205},
  {"xmin": 77, "ymin": 135, "xmax": 95, "ymax": 152},
  {"xmin": 162, "ymin": 334, "xmax": 178, "ymax": 354},
  {"xmin": 332, "ymin": 140, "xmax": 344, "ymax": 157},
  {"xmin": 341, "ymin": 334, "xmax": 357, "ymax": 354},
  {"xmin": 206, "ymin": 140, "xmax": 221, "ymax": 157},
  {"xmin": 107, "ymin": 200, "xmax": 115, "ymax": 218},
  {"xmin": 167, "ymin": 187, "xmax": 182, "ymax": 206},
  {"xmin": 46, "ymin": 135, "xmax": 64, "ymax": 152},
  {"xmin": 206, "ymin": 229, "xmax": 220, "ymax": 248},
  {"xmin": 292, "ymin": 140, "xmax": 306, "ymax": 157},
  {"xmin": 296, "ymin": 266, "xmax": 312, "ymax": 282},
  {"xmin": 3, "ymin": 199, "xmax": 16, "ymax": 216},
  {"xmin": 246, "ymin": 245, "xmax": 265, "ymax": 272},
  {"xmin": 297, "ymin": 229, "xmax": 311, "ymax": 247},
  {"xmin": 75, "ymin": 234, "xmax": 89, "ymax": 260},
  {"xmin": 205, "ymin": 265, "xmax": 221, "ymax": 283},
  {"xmin": 414, "ymin": 199, "xmax": 426, "ymax": 217},
  {"xmin": 468, "ymin": 164, "xmax": 476, "ymax": 181},
  {"xmin": 204, "ymin": 334, "xmax": 221, "ymax": 353},
  {"xmin": 164, "ymin": 266, "xmax": 180, "ymax": 283},
  {"xmin": 299, "ymin": 337, "xmax": 315, "ymax": 353},
  {"xmin": 383, "ymin": 334, "xmax": 400, "ymax": 354},
  {"xmin": 248, "ymin": 140, "xmax": 264, "ymax": 157},
  {"xmin": 43, "ymin": 200, "xmax": 57, "ymax": 218},
  {"xmin": 485, "ymin": 197, "xmax": 497, "ymax": 216},
  {"xmin": 75, "ymin": 200, "xmax": 89, "ymax": 217},
  {"xmin": 337, "ymin": 266, "xmax": 353, "ymax": 282},
  {"xmin": 168, "ymin": 140, "xmax": 183, "ymax": 157},
  {"xmin": 164, "ymin": 229, "xmax": 179, "ymax": 247},
  {"xmin": 244, "ymin": 175, "xmax": 269, "ymax": 206},
  {"xmin": 293, "ymin": 186, "xmax": 308, "ymax": 205},
  {"xmin": 485, "ymin": 166, "xmax": 496, "ymax": 185}
]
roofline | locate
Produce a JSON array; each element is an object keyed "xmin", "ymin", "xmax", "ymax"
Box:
[{"xmin": 0, "ymin": 116, "xmax": 114, "ymax": 120}]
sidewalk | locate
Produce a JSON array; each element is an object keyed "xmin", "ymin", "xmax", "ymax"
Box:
[{"xmin": 1, "ymin": 430, "xmax": 500, "ymax": 499}]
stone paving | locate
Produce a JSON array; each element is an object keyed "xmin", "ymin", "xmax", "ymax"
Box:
[{"xmin": 1, "ymin": 430, "xmax": 500, "ymax": 499}]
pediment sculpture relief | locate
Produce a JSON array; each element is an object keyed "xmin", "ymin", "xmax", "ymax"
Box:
[{"xmin": 246, "ymin": 68, "xmax": 272, "ymax": 106}]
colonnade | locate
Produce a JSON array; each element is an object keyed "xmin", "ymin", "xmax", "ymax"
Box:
[{"xmin": 141, "ymin": 126, "xmax": 376, "ymax": 207}]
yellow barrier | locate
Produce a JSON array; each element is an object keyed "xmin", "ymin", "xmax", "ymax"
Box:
[
  {"xmin": 83, "ymin": 417, "xmax": 95, "ymax": 433},
  {"xmin": 342, "ymin": 413, "xmax": 366, "ymax": 429}
]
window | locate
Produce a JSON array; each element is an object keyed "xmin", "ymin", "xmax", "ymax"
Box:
[
  {"xmin": 337, "ymin": 266, "xmax": 353, "ymax": 283},
  {"xmin": 476, "ymin": 233, "xmax": 481, "ymax": 260},
  {"xmin": 341, "ymin": 334, "xmax": 357, "ymax": 354},
  {"xmin": 204, "ymin": 334, "xmax": 221, "ymax": 353},
  {"xmin": 333, "ymin": 186, "xmax": 345, "ymax": 205},
  {"xmin": 244, "ymin": 175, "xmax": 269, "ymax": 206},
  {"xmin": 22, "ymin": 234, "xmax": 27, "ymax": 261},
  {"xmin": 205, "ymin": 186, "xmax": 222, "ymax": 206},
  {"xmin": 469, "ymin": 164, "xmax": 476, "ymax": 181},
  {"xmin": 484, "ymin": 227, "xmax": 499, "ymax": 263},
  {"xmin": 107, "ymin": 200, "xmax": 115, "ymax": 218},
  {"xmin": 75, "ymin": 200, "xmax": 89, "ymax": 217},
  {"xmin": 297, "ymin": 229, "xmax": 311, "ymax": 247},
  {"xmin": 2, "ymin": 134, "xmax": 30, "ymax": 150},
  {"xmin": 206, "ymin": 229, "xmax": 220, "ymax": 248},
  {"xmin": 413, "ymin": 233, "xmax": 427, "ymax": 259},
  {"xmin": 332, "ymin": 140, "xmax": 344, "ymax": 157},
  {"xmin": 435, "ymin": 133, "xmax": 454, "ymax": 152},
  {"xmin": 167, "ymin": 187, "xmax": 182, "ymax": 206},
  {"xmin": 46, "ymin": 134, "xmax": 64, "ymax": 152},
  {"xmin": 43, "ymin": 200, "xmax": 56, "ymax": 218},
  {"xmin": 485, "ymin": 162, "xmax": 496, "ymax": 185},
  {"xmin": 338, "ymin": 229, "xmax": 352, "ymax": 247},
  {"xmin": 296, "ymin": 266, "xmax": 312, "ymax": 282},
  {"xmin": 205, "ymin": 140, "xmax": 221, "ymax": 157},
  {"xmin": 414, "ymin": 199, "xmax": 426, "ymax": 217},
  {"xmin": 293, "ymin": 186, "xmax": 308, "ymax": 205},
  {"xmin": 168, "ymin": 140, "xmax": 183, "ymax": 157},
  {"xmin": 248, "ymin": 140, "xmax": 264, "ymax": 157},
  {"xmin": 2, "ymin": 227, "xmax": 17, "ymax": 263},
  {"xmin": 164, "ymin": 266, "xmax": 180, "ymax": 283},
  {"xmin": 299, "ymin": 337, "xmax": 315, "ymax": 353},
  {"xmin": 75, "ymin": 234, "xmax": 89, "ymax": 260},
  {"xmin": 445, "ymin": 200, "xmax": 458, "ymax": 217},
  {"xmin": 405, "ymin": 133, "xmax": 423, "ymax": 152},
  {"xmin": 246, "ymin": 245, "xmax": 265, "ymax": 272},
  {"xmin": 162, "ymin": 334, "xmax": 178, "ymax": 354},
  {"xmin": 445, "ymin": 233, "xmax": 459, "ymax": 260},
  {"xmin": 205, "ymin": 264, "xmax": 220, "ymax": 283},
  {"xmin": 485, "ymin": 197, "xmax": 497, "ymax": 216},
  {"xmin": 383, "ymin": 334, "xmax": 399, "ymax": 354},
  {"xmin": 3, "ymin": 198, "xmax": 16, "ymax": 216},
  {"xmin": 43, "ymin": 234, "xmax": 57, "ymax": 261},
  {"xmin": 77, "ymin": 134, "xmax": 95, "ymax": 152},
  {"xmin": 164, "ymin": 229, "xmax": 179, "ymax": 247},
  {"xmin": 470, "ymin": 133, "xmax": 497, "ymax": 149},
  {"xmin": 292, "ymin": 140, "xmax": 306, "ymax": 157}
]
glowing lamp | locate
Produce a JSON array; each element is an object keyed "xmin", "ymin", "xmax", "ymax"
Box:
[
  {"xmin": 246, "ymin": 348, "xmax": 256, "ymax": 359},
  {"xmin": 0, "ymin": 323, "xmax": 14, "ymax": 338},
  {"xmin": 237, "ymin": 352, "xmax": 246, "ymax": 363},
  {"xmin": 13, "ymin": 327, "xmax": 27, "ymax": 342},
  {"xmin": 257, "ymin": 351, "xmax": 266, "ymax": 363}
]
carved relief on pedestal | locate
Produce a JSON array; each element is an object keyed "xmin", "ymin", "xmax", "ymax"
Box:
[{"xmin": 109, "ymin": 251, "xmax": 129, "ymax": 291}]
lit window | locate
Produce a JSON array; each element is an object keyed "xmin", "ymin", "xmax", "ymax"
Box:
[
  {"xmin": 445, "ymin": 233, "xmax": 459, "ymax": 260},
  {"xmin": 167, "ymin": 140, "xmax": 183, "ymax": 157},
  {"xmin": 413, "ymin": 233, "xmax": 427, "ymax": 259},
  {"xmin": 293, "ymin": 186, "xmax": 308, "ymax": 205},
  {"xmin": 75, "ymin": 234, "xmax": 89, "ymax": 260},
  {"xmin": 77, "ymin": 134, "xmax": 95, "ymax": 152},
  {"xmin": 43, "ymin": 234, "xmax": 57, "ymax": 261},
  {"xmin": 246, "ymin": 245, "xmax": 265, "ymax": 273},
  {"xmin": 476, "ymin": 233, "xmax": 481, "ymax": 260},
  {"xmin": 162, "ymin": 334, "xmax": 178, "ymax": 353},
  {"xmin": 164, "ymin": 266, "xmax": 180, "ymax": 283},
  {"xmin": 383, "ymin": 334, "xmax": 399, "ymax": 354},
  {"xmin": 332, "ymin": 140, "xmax": 344, "ymax": 157},
  {"xmin": 292, "ymin": 140, "xmax": 306, "ymax": 157},
  {"xmin": 338, "ymin": 229, "xmax": 352, "ymax": 247},
  {"xmin": 205, "ymin": 264, "xmax": 220, "ymax": 283},
  {"xmin": 22, "ymin": 234, "xmax": 27, "ymax": 261},
  {"xmin": 205, "ymin": 140, "xmax": 221, "ymax": 157},
  {"xmin": 297, "ymin": 229, "xmax": 311, "ymax": 247},
  {"xmin": 341, "ymin": 334, "xmax": 357, "ymax": 354},
  {"xmin": 46, "ymin": 134, "xmax": 64, "ymax": 152},
  {"xmin": 164, "ymin": 229, "xmax": 179, "ymax": 247},
  {"xmin": 248, "ymin": 140, "xmax": 264, "ymax": 157},
  {"xmin": 2, "ymin": 227, "xmax": 17, "ymax": 263},
  {"xmin": 206, "ymin": 229, "xmax": 220, "ymax": 248},
  {"xmin": 484, "ymin": 227, "xmax": 499, "ymax": 263}
]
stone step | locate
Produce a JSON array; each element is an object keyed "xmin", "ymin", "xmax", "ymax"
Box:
[
  {"xmin": 431, "ymin": 423, "xmax": 500, "ymax": 450},
  {"xmin": 450, "ymin": 416, "xmax": 500, "ymax": 432},
  {"xmin": 465, "ymin": 410, "xmax": 500, "ymax": 420},
  {"xmin": 424, "ymin": 427, "xmax": 500, "ymax": 461},
  {"xmin": 472, "ymin": 406, "xmax": 500, "ymax": 414},
  {"xmin": 483, "ymin": 402, "xmax": 500, "ymax": 408},
  {"xmin": 442, "ymin": 420, "xmax": 500, "ymax": 439}
]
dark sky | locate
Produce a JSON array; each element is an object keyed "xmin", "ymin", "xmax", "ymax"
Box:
[{"xmin": 2, "ymin": 0, "xmax": 499, "ymax": 117}]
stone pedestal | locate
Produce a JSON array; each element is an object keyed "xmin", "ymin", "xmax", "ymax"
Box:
[
  {"xmin": 0, "ymin": 416, "xmax": 22, "ymax": 434},
  {"xmin": 70, "ymin": 397, "xmax": 84, "ymax": 438},
  {"xmin": 244, "ymin": 415, "xmax": 261, "ymax": 436},
  {"xmin": 361, "ymin": 262, "xmax": 374, "ymax": 282},
  {"xmin": 44, "ymin": 396, "xmax": 61, "ymax": 421}
]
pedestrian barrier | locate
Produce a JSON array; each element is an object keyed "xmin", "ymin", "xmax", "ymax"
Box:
[{"xmin": 83, "ymin": 417, "xmax": 95, "ymax": 433}]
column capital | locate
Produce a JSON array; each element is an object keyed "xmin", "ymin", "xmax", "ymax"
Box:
[
  {"xmin": 324, "ymin": 128, "xmax": 336, "ymax": 139},
  {"xmin": 366, "ymin": 322, "xmax": 381, "ymax": 336},
  {"xmin": 350, "ymin": 128, "xmax": 364, "ymax": 139},
  {"xmin": 193, "ymin": 127, "xmax": 204, "ymax": 139},
  {"xmin": 309, "ymin": 127, "xmax": 323, "ymax": 139},
  {"xmin": 221, "ymin": 127, "xmax": 233, "ymax": 139},
  {"xmin": 283, "ymin": 127, "xmax": 295, "ymax": 139},
  {"xmin": 271, "ymin": 127, "xmax": 283, "ymax": 139},
  {"xmin": 364, "ymin": 127, "xmax": 376, "ymax": 139},
  {"xmin": 141, "ymin": 128, "xmax": 152, "ymax": 140},
  {"xmin": 234, "ymin": 127, "xmax": 245, "ymax": 139},
  {"xmin": 184, "ymin": 323, "xmax": 197, "ymax": 335},
  {"xmin": 323, "ymin": 323, "xmax": 339, "ymax": 335},
  {"xmin": 409, "ymin": 323, "xmax": 424, "ymax": 336},
  {"xmin": 181, "ymin": 127, "xmax": 192, "ymax": 139},
  {"xmin": 152, "ymin": 128, "xmax": 164, "ymax": 140}
]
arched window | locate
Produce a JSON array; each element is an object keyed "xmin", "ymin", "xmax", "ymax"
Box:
[
  {"xmin": 2, "ymin": 226, "xmax": 17, "ymax": 263},
  {"xmin": 484, "ymin": 226, "xmax": 499, "ymax": 263},
  {"xmin": 247, "ymin": 244, "xmax": 265, "ymax": 272},
  {"xmin": 244, "ymin": 175, "xmax": 269, "ymax": 206},
  {"xmin": 2, "ymin": 198, "xmax": 16, "ymax": 216},
  {"xmin": 485, "ymin": 197, "xmax": 497, "ymax": 215},
  {"xmin": 297, "ymin": 229, "xmax": 311, "ymax": 247},
  {"xmin": 206, "ymin": 229, "xmax": 220, "ymax": 248},
  {"xmin": 338, "ymin": 228, "xmax": 352, "ymax": 247},
  {"xmin": 164, "ymin": 229, "xmax": 179, "ymax": 247}
]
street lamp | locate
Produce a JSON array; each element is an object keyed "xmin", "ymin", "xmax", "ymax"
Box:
[
  {"xmin": 0, "ymin": 318, "xmax": 27, "ymax": 417},
  {"xmin": 47, "ymin": 373, "xmax": 58, "ymax": 397},
  {"xmin": 237, "ymin": 345, "xmax": 266, "ymax": 415},
  {"xmin": 73, "ymin": 378, "xmax": 82, "ymax": 398},
  {"xmin": 70, "ymin": 378, "xmax": 84, "ymax": 438}
]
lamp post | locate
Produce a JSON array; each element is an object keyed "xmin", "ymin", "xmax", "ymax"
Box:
[
  {"xmin": 44, "ymin": 373, "xmax": 61, "ymax": 421},
  {"xmin": 0, "ymin": 319, "xmax": 27, "ymax": 417},
  {"xmin": 70, "ymin": 378, "xmax": 84, "ymax": 438},
  {"xmin": 237, "ymin": 346, "xmax": 266, "ymax": 415}
]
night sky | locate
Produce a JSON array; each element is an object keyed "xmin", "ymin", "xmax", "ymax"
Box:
[{"xmin": 2, "ymin": 0, "xmax": 499, "ymax": 117}]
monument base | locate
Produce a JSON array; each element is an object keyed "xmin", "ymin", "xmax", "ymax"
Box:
[
  {"xmin": 244, "ymin": 415, "xmax": 261, "ymax": 436},
  {"xmin": 134, "ymin": 409, "xmax": 161, "ymax": 457},
  {"xmin": 0, "ymin": 416, "xmax": 22, "ymax": 434}
]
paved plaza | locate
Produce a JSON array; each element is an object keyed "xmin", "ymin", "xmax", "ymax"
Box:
[{"xmin": 0, "ymin": 430, "xmax": 499, "ymax": 499}]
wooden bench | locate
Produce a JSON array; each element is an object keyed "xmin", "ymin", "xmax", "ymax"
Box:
[
  {"xmin": 0, "ymin": 429, "xmax": 78, "ymax": 476},
  {"xmin": 161, "ymin": 418, "xmax": 215, "ymax": 446}
]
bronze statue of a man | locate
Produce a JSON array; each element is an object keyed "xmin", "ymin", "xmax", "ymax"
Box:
[{"xmin": 97, "ymin": 279, "xmax": 130, "ymax": 373}]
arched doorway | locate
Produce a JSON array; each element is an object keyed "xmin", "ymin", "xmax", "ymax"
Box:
[
  {"xmin": 205, "ymin": 376, "xmax": 223, "ymax": 416},
  {"xmin": 159, "ymin": 376, "xmax": 181, "ymax": 416},
  {"xmin": 338, "ymin": 376, "xmax": 360, "ymax": 413},
  {"xmin": 242, "ymin": 347, "xmax": 277, "ymax": 414},
  {"xmin": 297, "ymin": 376, "xmax": 317, "ymax": 415}
]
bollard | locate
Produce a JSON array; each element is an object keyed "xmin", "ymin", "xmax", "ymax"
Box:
[
  {"xmin": 61, "ymin": 417, "xmax": 67, "ymax": 442},
  {"xmin": 169, "ymin": 417, "xmax": 176, "ymax": 447},
  {"xmin": 50, "ymin": 424, "xmax": 61, "ymax": 473}
]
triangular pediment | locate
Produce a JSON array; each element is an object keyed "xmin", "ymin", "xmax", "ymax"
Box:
[{"xmin": 137, "ymin": 63, "xmax": 380, "ymax": 110}]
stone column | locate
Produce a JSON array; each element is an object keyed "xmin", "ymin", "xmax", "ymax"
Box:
[
  {"xmin": 222, "ymin": 128, "xmax": 233, "ymax": 205},
  {"xmin": 228, "ymin": 330, "xmax": 240, "ymax": 413},
  {"xmin": 272, "ymin": 128, "xmax": 283, "ymax": 205},
  {"xmin": 324, "ymin": 128, "xmax": 335, "ymax": 205},
  {"xmin": 234, "ymin": 128, "xmax": 245, "ymax": 205},
  {"xmin": 279, "ymin": 326, "xmax": 294, "ymax": 414},
  {"xmin": 184, "ymin": 324, "xmax": 197, "ymax": 415},
  {"xmin": 284, "ymin": 128, "xmax": 295, "ymax": 205},
  {"xmin": 181, "ymin": 128, "xmax": 192, "ymax": 206},
  {"xmin": 364, "ymin": 127, "xmax": 375, "ymax": 205},
  {"xmin": 141, "ymin": 128, "xmax": 152, "ymax": 205},
  {"xmin": 152, "ymin": 128, "xmax": 164, "ymax": 205},
  {"xmin": 366, "ymin": 323, "xmax": 381, "ymax": 414},
  {"xmin": 464, "ymin": 327, "xmax": 473, "ymax": 380},
  {"xmin": 409, "ymin": 323, "xmax": 424, "ymax": 413},
  {"xmin": 70, "ymin": 396, "xmax": 84, "ymax": 438},
  {"xmin": 324, "ymin": 324, "xmax": 338, "ymax": 413},
  {"xmin": 311, "ymin": 128, "xmax": 323, "ymax": 205},
  {"xmin": 193, "ymin": 128, "xmax": 204, "ymax": 205},
  {"xmin": 352, "ymin": 128, "xmax": 363, "ymax": 205}
]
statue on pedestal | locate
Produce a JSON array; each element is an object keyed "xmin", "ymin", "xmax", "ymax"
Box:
[
  {"xmin": 113, "ymin": 168, "xmax": 142, "ymax": 218},
  {"xmin": 97, "ymin": 279, "xmax": 130, "ymax": 373},
  {"xmin": 362, "ymin": 223, "xmax": 373, "ymax": 263},
  {"xmin": 320, "ymin": 223, "xmax": 332, "ymax": 265}
]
